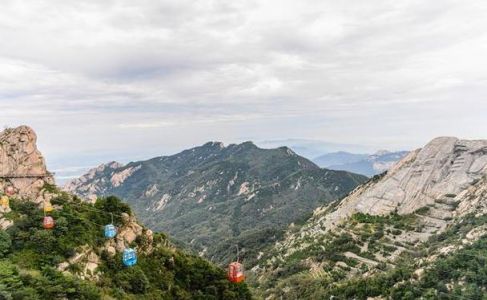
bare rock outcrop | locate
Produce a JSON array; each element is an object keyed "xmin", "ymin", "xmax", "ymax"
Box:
[
  {"xmin": 63, "ymin": 161, "xmax": 124, "ymax": 202},
  {"xmin": 0, "ymin": 126, "xmax": 54, "ymax": 199},
  {"xmin": 0, "ymin": 126, "xmax": 55, "ymax": 229},
  {"xmin": 320, "ymin": 137, "xmax": 487, "ymax": 230}
]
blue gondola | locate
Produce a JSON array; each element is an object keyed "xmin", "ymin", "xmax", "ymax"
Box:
[
  {"xmin": 123, "ymin": 248, "xmax": 137, "ymax": 267},
  {"xmin": 104, "ymin": 224, "xmax": 117, "ymax": 238}
]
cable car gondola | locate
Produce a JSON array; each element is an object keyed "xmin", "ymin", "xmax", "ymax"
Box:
[
  {"xmin": 228, "ymin": 245, "xmax": 245, "ymax": 283},
  {"xmin": 123, "ymin": 248, "xmax": 137, "ymax": 267},
  {"xmin": 228, "ymin": 262, "xmax": 245, "ymax": 283},
  {"xmin": 44, "ymin": 202, "xmax": 53, "ymax": 213},
  {"xmin": 1, "ymin": 196, "xmax": 9, "ymax": 209},
  {"xmin": 43, "ymin": 216, "xmax": 55, "ymax": 229},
  {"xmin": 104, "ymin": 214, "xmax": 117, "ymax": 238},
  {"xmin": 0, "ymin": 196, "xmax": 9, "ymax": 209},
  {"xmin": 104, "ymin": 224, "xmax": 117, "ymax": 238},
  {"xmin": 4, "ymin": 186, "xmax": 15, "ymax": 196}
]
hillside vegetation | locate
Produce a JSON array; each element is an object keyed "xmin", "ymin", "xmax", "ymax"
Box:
[
  {"xmin": 65, "ymin": 141, "xmax": 367, "ymax": 264},
  {"xmin": 0, "ymin": 189, "xmax": 250, "ymax": 299}
]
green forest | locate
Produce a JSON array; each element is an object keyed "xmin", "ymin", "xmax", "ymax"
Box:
[{"xmin": 0, "ymin": 190, "xmax": 250, "ymax": 299}]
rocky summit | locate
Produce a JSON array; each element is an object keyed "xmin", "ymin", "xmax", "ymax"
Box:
[
  {"xmin": 320, "ymin": 137, "xmax": 487, "ymax": 230},
  {"xmin": 65, "ymin": 141, "xmax": 367, "ymax": 264},
  {"xmin": 0, "ymin": 126, "xmax": 55, "ymax": 230},
  {"xmin": 0, "ymin": 126, "xmax": 54, "ymax": 200}
]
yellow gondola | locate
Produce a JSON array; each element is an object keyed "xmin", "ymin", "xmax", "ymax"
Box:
[
  {"xmin": 1, "ymin": 196, "xmax": 9, "ymax": 209},
  {"xmin": 44, "ymin": 202, "xmax": 53, "ymax": 213}
]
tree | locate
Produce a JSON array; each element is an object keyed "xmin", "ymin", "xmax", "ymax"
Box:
[{"xmin": 0, "ymin": 231, "xmax": 11, "ymax": 257}]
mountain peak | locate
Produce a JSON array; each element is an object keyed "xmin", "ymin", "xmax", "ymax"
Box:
[
  {"xmin": 202, "ymin": 141, "xmax": 225, "ymax": 149},
  {"xmin": 238, "ymin": 140, "xmax": 258, "ymax": 149},
  {"xmin": 373, "ymin": 149, "xmax": 391, "ymax": 156},
  {"xmin": 0, "ymin": 125, "xmax": 54, "ymax": 204},
  {"xmin": 319, "ymin": 136, "xmax": 487, "ymax": 230}
]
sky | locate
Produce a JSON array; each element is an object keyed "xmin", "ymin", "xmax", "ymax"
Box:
[{"xmin": 0, "ymin": 0, "xmax": 486, "ymax": 182}]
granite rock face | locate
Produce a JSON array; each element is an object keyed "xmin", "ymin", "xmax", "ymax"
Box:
[
  {"xmin": 63, "ymin": 161, "xmax": 124, "ymax": 203},
  {"xmin": 0, "ymin": 126, "xmax": 54, "ymax": 200},
  {"xmin": 0, "ymin": 126, "xmax": 55, "ymax": 229},
  {"xmin": 321, "ymin": 137, "xmax": 487, "ymax": 229}
]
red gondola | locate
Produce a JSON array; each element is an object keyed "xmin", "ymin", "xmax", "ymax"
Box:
[
  {"xmin": 228, "ymin": 245, "xmax": 245, "ymax": 283},
  {"xmin": 228, "ymin": 262, "xmax": 245, "ymax": 283},
  {"xmin": 5, "ymin": 186, "xmax": 15, "ymax": 196},
  {"xmin": 43, "ymin": 216, "xmax": 55, "ymax": 229}
]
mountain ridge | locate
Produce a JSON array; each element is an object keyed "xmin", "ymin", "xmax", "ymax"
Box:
[{"xmin": 65, "ymin": 140, "xmax": 368, "ymax": 265}]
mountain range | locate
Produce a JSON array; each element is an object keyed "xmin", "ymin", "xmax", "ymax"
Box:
[
  {"xmin": 313, "ymin": 150, "xmax": 409, "ymax": 177},
  {"xmin": 64, "ymin": 142, "xmax": 367, "ymax": 264},
  {"xmin": 4, "ymin": 125, "xmax": 487, "ymax": 299}
]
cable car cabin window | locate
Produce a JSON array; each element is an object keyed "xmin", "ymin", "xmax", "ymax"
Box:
[
  {"xmin": 123, "ymin": 248, "xmax": 137, "ymax": 267},
  {"xmin": 104, "ymin": 224, "xmax": 117, "ymax": 238},
  {"xmin": 228, "ymin": 262, "xmax": 245, "ymax": 283},
  {"xmin": 43, "ymin": 216, "xmax": 55, "ymax": 229}
]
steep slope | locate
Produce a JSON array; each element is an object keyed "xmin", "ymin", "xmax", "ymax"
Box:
[
  {"xmin": 65, "ymin": 142, "xmax": 367, "ymax": 264},
  {"xmin": 252, "ymin": 137, "xmax": 487, "ymax": 299},
  {"xmin": 0, "ymin": 126, "xmax": 251, "ymax": 299},
  {"xmin": 314, "ymin": 150, "xmax": 409, "ymax": 177}
]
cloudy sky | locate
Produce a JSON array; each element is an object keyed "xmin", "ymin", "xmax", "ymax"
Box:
[{"xmin": 1, "ymin": 0, "xmax": 486, "ymax": 181}]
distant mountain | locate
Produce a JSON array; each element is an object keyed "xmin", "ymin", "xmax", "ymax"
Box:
[
  {"xmin": 312, "ymin": 151, "xmax": 368, "ymax": 168},
  {"xmin": 257, "ymin": 139, "xmax": 376, "ymax": 160},
  {"xmin": 252, "ymin": 137, "xmax": 487, "ymax": 299},
  {"xmin": 313, "ymin": 150, "xmax": 409, "ymax": 177},
  {"xmin": 65, "ymin": 141, "xmax": 367, "ymax": 264}
]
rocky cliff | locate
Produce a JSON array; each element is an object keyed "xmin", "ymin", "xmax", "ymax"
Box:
[
  {"xmin": 0, "ymin": 126, "xmax": 55, "ymax": 229},
  {"xmin": 0, "ymin": 126, "xmax": 54, "ymax": 200},
  {"xmin": 319, "ymin": 137, "xmax": 487, "ymax": 231}
]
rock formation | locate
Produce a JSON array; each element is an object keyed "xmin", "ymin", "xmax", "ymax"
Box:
[
  {"xmin": 0, "ymin": 126, "xmax": 54, "ymax": 198},
  {"xmin": 319, "ymin": 137, "xmax": 487, "ymax": 231},
  {"xmin": 64, "ymin": 161, "xmax": 124, "ymax": 203},
  {"xmin": 0, "ymin": 126, "xmax": 55, "ymax": 229}
]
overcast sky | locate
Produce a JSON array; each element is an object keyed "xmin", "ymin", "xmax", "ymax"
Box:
[{"xmin": 1, "ymin": 0, "xmax": 486, "ymax": 180}]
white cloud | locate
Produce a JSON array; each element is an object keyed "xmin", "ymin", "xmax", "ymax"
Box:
[{"xmin": 0, "ymin": 0, "xmax": 486, "ymax": 177}]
